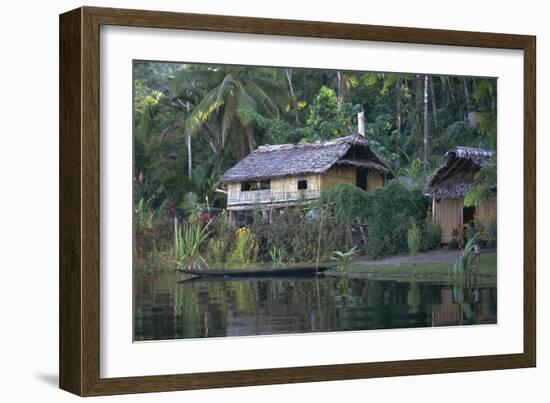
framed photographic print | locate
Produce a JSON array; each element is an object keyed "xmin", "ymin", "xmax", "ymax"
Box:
[{"xmin": 59, "ymin": 6, "xmax": 536, "ymax": 396}]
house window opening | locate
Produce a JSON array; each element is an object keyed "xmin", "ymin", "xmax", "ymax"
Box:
[
  {"xmin": 241, "ymin": 180, "xmax": 271, "ymax": 191},
  {"xmin": 297, "ymin": 179, "xmax": 308, "ymax": 190}
]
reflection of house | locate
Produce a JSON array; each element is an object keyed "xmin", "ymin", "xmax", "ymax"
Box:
[
  {"xmin": 432, "ymin": 288, "xmax": 463, "ymax": 326},
  {"xmin": 425, "ymin": 147, "xmax": 496, "ymax": 244},
  {"xmin": 221, "ymin": 134, "xmax": 394, "ymax": 225}
]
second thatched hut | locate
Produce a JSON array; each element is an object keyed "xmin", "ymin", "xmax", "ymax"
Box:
[{"xmin": 425, "ymin": 146, "xmax": 496, "ymax": 244}]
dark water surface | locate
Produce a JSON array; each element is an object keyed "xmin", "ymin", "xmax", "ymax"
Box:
[{"xmin": 134, "ymin": 273, "xmax": 497, "ymax": 341}]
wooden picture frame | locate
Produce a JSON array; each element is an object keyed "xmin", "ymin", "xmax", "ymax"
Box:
[{"xmin": 59, "ymin": 6, "xmax": 536, "ymax": 396}]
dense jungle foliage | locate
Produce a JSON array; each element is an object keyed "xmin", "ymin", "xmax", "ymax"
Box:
[
  {"xmin": 133, "ymin": 62, "xmax": 497, "ymax": 266},
  {"xmin": 134, "ymin": 62, "xmax": 496, "ymax": 208}
]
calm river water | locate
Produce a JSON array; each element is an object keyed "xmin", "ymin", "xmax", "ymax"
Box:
[{"xmin": 134, "ymin": 273, "xmax": 497, "ymax": 341}]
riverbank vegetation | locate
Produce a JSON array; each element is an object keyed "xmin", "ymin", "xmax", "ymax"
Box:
[{"xmin": 135, "ymin": 184, "xmax": 444, "ymax": 271}]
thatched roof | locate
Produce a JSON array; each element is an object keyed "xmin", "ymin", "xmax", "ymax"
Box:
[
  {"xmin": 221, "ymin": 134, "xmax": 394, "ymax": 183},
  {"xmin": 424, "ymin": 146, "xmax": 494, "ymax": 200}
]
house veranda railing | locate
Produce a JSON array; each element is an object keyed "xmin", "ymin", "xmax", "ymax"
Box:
[{"xmin": 227, "ymin": 189, "xmax": 320, "ymax": 206}]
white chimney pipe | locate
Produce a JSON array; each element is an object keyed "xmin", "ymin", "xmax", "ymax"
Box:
[{"xmin": 358, "ymin": 111, "xmax": 365, "ymax": 136}]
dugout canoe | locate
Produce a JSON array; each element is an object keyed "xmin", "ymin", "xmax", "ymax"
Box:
[{"xmin": 176, "ymin": 265, "xmax": 329, "ymax": 278}]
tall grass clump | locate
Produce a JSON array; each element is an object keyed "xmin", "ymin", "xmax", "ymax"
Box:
[
  {"xmin": 205, "ymin": 238, "xmax": 228, "ymax": 269},
  {"xmin": 173, "ymin": 217, "xmax": 210, "ymax": 270},
  {"xmin": 407, "ymin": 219, "xmax": 421, "ymax": 256},
  {"xmin": 269, "ymin": 246, "xmax": 288, "ymax": 266}
]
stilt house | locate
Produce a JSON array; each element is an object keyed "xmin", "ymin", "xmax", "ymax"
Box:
[{"xmin": 221, "ymin": 134, "xmax": 394, "ymax": 225}]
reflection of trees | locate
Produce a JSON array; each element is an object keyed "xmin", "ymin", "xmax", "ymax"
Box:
[
  {"xmin": 134, "ymin": 272, "xmax": 178, "ymax": 340},
  {"xmin": 174, "ymin": 278, "xmax": 325, "ymax": 337},
  {"xmin": 134, "ymin": 272, "xmax": 498, "ymax": 340},
  {"xmin": 407, "ymin": 282, "xmax": 421, "ymax": 314}
]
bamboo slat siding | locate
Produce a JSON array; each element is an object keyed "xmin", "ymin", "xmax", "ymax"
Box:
[
  {"xmin": 319, "ymin": 166, "xmax": 355, "ymax": 190},
  {"xmin": 477, "ymin": 198, "xmax": 497, "ymax": 225},
  {"xmin": 367, "ymin": 171, "xmax": 384, "ymax": 191},
  {"xmin": 434, "ymin": 199, "xmax": 463, "ymax": 244}
]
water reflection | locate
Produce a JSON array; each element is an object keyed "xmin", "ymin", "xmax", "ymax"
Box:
[{"xmin": 134, "ymin": 273, "xmax": 497, "ymax": 341}]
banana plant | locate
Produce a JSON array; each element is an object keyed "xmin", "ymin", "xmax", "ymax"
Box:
[
  {"xmin": 453, "ymin": 236, "xmax": 478, "ymax": 285},
  {"xmin": 330, "ymin": 246, "xmax": 358, "ymax": 272}
]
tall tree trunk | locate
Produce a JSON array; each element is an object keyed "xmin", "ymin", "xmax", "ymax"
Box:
[
  {"xmin": 187, "ymin": 134, "xmax": 192, "ymax": 179},
  {"xmin": 395, "ymin": 78, "xmax": 402, "ymax": 142},
  {"xmin": 423, "ymin": 75, "xmax": 430, "ymax": 176},
  {"xmin": 285, "ymin": 68, "xmax": 300, "ymax": 124},
  {"xmin": 336, "ymin": 71, "xmax": 344, "ymax": 109},
  {"xmin": 429, "ymin": 77, "xmax": 438, "ymax": 136},
  {"xmin": 186, "ymin": 101, "xmax": 192, "ymax": 178},
  {"xmin": 414, "ymin": 75, "xmax": 423, "ymax": 150},
  {"xmin": 462, "ymin": 77, "xmax": 470, "ymax": 100},
  {"xmin": 237, "ymin": 130, "xmax": 247, "ymax": 160},
  {"xmin": 462, "ymin": 77, "xmax": 471, "ymax": 120},
  {"xmin": 171, "ymin": 99, "xmax": 193, "ymax": 176},
  {"xmin": 441, "ymin": 76, "xmax": 453, "ymax": 110},
  {"xmin": 245, "ymin": 125, "xmax": 257, "ymax": 154}
]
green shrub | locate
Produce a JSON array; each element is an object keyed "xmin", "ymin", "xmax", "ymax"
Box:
[
  {"xmin": 134, "ymin": 200, "xmax": 174, "ymax": 259},
  {"xmin": 253, "ymin": 206, "xmax": 346, "ymax": 264},
  {"xmin": 421, "ymin": 213, "xmax": 441, "ymax": 251},
  {"xmin": 407, "ymin": 219, "xmax": 421, "ymax": 256},
  {"xmin": 318, "ymin": 183, "xmax": 370, "ymax": 224},
  {"xmin": 318, "ymin": 181, "xmax": 429, "ymax": 259},
  {"xmin": 135, "ymin": 198, "xmax": 154, "ymax": 229},
  {"xmin": 364, "ymin": 181, "xmax": 430, "ymax": 259}
]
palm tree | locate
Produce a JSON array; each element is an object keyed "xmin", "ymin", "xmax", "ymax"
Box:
[
  {"xmin": 423, "ymin": 74, "xmax": 430, "ymax": 175},
  {"xmin": 183, "ymin": 66, "xmax": 285, "ymax": 159}
]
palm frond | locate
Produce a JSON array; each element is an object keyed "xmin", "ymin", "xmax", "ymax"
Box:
[
  {"xmin": 216, "ymin": 74, "xmax": 238, "ymax": 104},
  {"xmin": 244, "ymin": 81, "xmax": 279, "ymax": 118},
  {"xmin": 184, "ymin": 86, "xmax": 224, "ymax": 138}
]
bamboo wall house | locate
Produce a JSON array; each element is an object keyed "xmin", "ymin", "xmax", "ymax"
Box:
[
  {"xmin": 221, "ymin": 134, "xmax": 394, "ymax": 225},
  {"xmin": 425, "ymin": 147, "xmax": 496, "ymax": 244}
]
